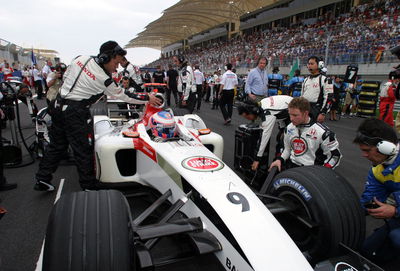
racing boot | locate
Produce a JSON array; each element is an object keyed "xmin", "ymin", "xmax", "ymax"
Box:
[{"xmin": 34, "ymin": 179, "xmax": 55, "ymax": 192}]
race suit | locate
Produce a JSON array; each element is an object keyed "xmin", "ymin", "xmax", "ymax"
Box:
[
  {"xmin": 177, "ymin": 63, "xmax": 196, "ymax": 113},
  {"xmin": 361, "ymin": 146, "xmax": 400, "ymax": 263},
  {"xmin": 255, "ymin": 95, "xmax": 292, "ymax": 160},
  {"xmin": 379, "ymin": 80, "xmax": 396, "ymax": 127},
  {"xmin": 279, "ymin": 120, "xmax": 341, "ymax": 168},
  {"xmin": 36, "ymin": 56, "xmax": 149, "ymax": 189},
  {"xmin": 301, "ymin": 74, "xmax": 333, "ymax": 120},
  {"xmin": 122, "ymin": 62, "xmax": 142, "ymax": 91}
]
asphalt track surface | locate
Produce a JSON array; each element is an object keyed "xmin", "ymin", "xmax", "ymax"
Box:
[{"xmin": 0, "ymin": 98, "xmax": 399, "ymax": 271}]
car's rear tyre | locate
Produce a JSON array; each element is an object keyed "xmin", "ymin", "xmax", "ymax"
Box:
[
  {"xmin": 267, "ymin": 166, "xmax": 365, "ymax": 262},
  {"xmin": 43, "ymin": 190, "xmax": 132, "ymax": 271}
]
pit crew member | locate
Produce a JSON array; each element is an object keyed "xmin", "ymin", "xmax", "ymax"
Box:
[
  {"xmin": 219, "ymin": 63, "xmax": 238, "ymax": 125},
  {"xmin": 353, "ymin": 118, "xmax": 400, "ymax": 264},
  {"xmin": 269, "ymin": 97, "xmax": 341, "ymax": 171},
  {"xmin": 34, "ymin": 41, "xmax": 161, "ymax": 191},
  {"xmin": 301, "ymin": 56, "xmax": 333, "ymax": 123},
  {"xmin": 173, "ymin": 55, "xmax": 196, "ymax": 114},
  {"xmin": 120, "ymin": 57, "xmax": 142, "ymax": 92},
  {"xmin": 379, "ymin": 70, "xmax": 399, "ymax": 127},
  {"xmin": 238, "ymin": 95, "xmax": 292, "ymax": 171}
]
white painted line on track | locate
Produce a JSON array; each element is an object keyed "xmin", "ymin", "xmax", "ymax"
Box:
[{"xmin": 35, "ymin": 178, "xmax": 65, "ymax": 271}]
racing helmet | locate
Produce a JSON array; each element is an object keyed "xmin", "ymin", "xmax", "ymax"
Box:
[{"xmin": 149, "ymin": 111, "xmax": 177, "ymax": 139}]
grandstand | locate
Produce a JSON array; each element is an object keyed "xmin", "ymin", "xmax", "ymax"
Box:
[
  {"xmin": 127, "ymin": 0, "xmax": 399, "ymax": 80},
  {"xmin": 0, "ymin": 38, "xmax": 59, "ymax": 67}
]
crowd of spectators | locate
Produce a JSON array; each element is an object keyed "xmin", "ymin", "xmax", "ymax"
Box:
[{"xmin": 149, "ymin": 0, "xmax": 399, "ymax": 71}]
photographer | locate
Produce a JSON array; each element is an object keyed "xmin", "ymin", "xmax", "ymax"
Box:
[
  {"xmin": 0, "ymin": 91, "xmax": 17, "ymax": 191},
  {"xmin": 46, "ymin": 63, "xmax": 67, "ymax": 105},
  {"xmin": 353, "ymin": 119, "xmax": 400, "ymax": 264},
  {"xmin": 34, "ymin": 41, "xmax": 161, "ymax": 191}
]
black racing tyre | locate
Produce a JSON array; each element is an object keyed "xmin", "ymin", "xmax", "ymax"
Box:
[
  {"xmin": 43, "ymin": 190, "xmax": 132, "ymax": 271},
  {"xmin": 90, "ymin": 101, "xmax": 108, "ymax": 116},
  {"xmin": 267, "ymin": 166, "xmax": 365, "ymax": 262}
]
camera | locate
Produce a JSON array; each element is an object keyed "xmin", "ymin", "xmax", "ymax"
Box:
[{"xmin": 54, "ymin": 63, "xmax": 67, "ymax": 78}]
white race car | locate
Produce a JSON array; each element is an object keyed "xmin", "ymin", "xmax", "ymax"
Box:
[{"xmin": 42, "ymin": 87, "xmax": 379, "ymax": 271}]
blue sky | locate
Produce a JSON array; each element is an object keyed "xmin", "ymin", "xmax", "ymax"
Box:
[{"xmin": 1, "ymin": 0, "xmax": 179, "ymax": 65}]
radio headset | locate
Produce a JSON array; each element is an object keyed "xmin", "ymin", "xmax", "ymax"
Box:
[
  {"xmin": 357, "ymin": 131, "xmax": 397, "ymax": 156},
  {"xmin": 98, "ymin": 44, "xmax": 125, "ymax": 64}
]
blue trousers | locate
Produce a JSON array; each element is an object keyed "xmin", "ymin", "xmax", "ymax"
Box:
[{"xmin": 362, "ymin": 218, "xmax": 400, "ymax": 263}]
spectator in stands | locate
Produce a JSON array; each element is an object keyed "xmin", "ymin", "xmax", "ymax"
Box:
[
  {"xmin": 152, "ymin": 65, "xmax": 164, "ymax": 84},
  {"xmin": 166, "ymin": 64, "xmax": 179, "ymax": 107},
  {"xmin": 193, "ymin": 65, "xmax": 205, "ymax": 111},
  {"xmin": 245, "ymin": 57, "xmax": 269, "ymax": 102},
  {"xmin": 301, "ymin": 56, "xmax": 333, "ymax": 122},
  {"xmin": 379, "ymin": 70, "xmax": 400, "ymax": 126},
  {"xmin": 218, "ymin": 63, "xmax": 238, "ymax": 125},
  {"xmin": 269, "ymin": 97, "xmax": 341, "ymax": 171}
]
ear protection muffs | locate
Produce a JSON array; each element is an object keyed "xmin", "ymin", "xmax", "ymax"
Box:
[
  {"xmin": 98, "ymin": 45, "xmax": 126, "ymax": 64},
  {"xmin": 357, "ymin": 131, "xmax": 397, "ymax": 155},
  {"xmin": 318, "ymin": 60, "xmax": 325, "ymax": 70}
]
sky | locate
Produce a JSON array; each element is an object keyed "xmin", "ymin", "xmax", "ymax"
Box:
[{"xmin": 0, "ymin": 0, "xmax": 179, "ymax": 66}]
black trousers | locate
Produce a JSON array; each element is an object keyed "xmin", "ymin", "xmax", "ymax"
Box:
[
  {"xmin": 36, "ymin": 103, "xmax": 96, "ymax": 189},
  {"xmin": 195, "ymin": 85, "xmax": 203, "ymax": 110},
  {"xmin": 0, "ymin": 118, "xmax": 5, "ymax": 185},
  {"xmin": 185, "ymin": 91, "xmax": 197, "ymax": 114},
  {"xmin": 166, "ymin": 85, "xmax": 178, "ymax": 107},
  {"xmin": 219, "ymin": 89, "xmax": 234, "ymax": 121},
  {"xmin": 34, "ymin": 80, "xmax": 44, "ymax": 99}
]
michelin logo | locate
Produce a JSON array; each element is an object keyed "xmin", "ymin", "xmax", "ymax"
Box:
[{"xmin": 273, "ymin": 178, "xmax": 312, "ymax": 201}]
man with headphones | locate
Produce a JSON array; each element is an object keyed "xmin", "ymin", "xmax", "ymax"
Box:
[
  {"xmin": 245, "ymin": 57, "xmax": 269, "ymax": 102},
  {"xmin": 172, "ymin": 55, "xmax": 196, "ymax": 113},
  {"xmin": 353, "ymin": 118, "xmax": 400, "ymax": 264},
  {"xmin": 34, "ymin": 41, "xmax": 161, "ymax": 191},
  {"xmin": 301, "ymin": 56, "xmax": 333, "ymax": 123},
  {"xmin": 238, "ymin": 95, "xmax": 293, "ymax": 171}
]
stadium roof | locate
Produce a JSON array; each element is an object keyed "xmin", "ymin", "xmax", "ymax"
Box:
[{"xmin": 126, "ymin": 0, "xmax": 277, "ymax": 50}]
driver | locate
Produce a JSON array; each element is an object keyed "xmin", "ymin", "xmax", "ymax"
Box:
[{"xmin": 149, "ymin": 111, "xmax": 178, "ymax": 142}]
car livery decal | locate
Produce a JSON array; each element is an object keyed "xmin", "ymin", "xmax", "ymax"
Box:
[
  {"xmin": 291, "ymin": 137, "xmax": 308, "ymax": 156},
  {"xmin": 335, "ymin": 262, "xmax": 358, "ymax": 271},
  {"xmin": 273, "ymin": 178, "xmax": 312, "ymax": 201},
  {"xmin": 133, "ymin": 137, "xmax": 157, "ymax": 162},
  {"xmin": 181, "ymin": 156, "xmax": 224, "ymax": 172}
]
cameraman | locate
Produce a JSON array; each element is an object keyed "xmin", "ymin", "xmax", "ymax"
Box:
[
  {"xmin": 46, "ymin": 63, "xmax": 67, "ymax": 105},
  {"xmin": 0, "ymin": 91, "xmax": 17, "ymax": 191},
  {"xmin": 353, "ymin": 119, "xmax": 400, "ymax": 264},
  {"xmin": 34, "ymin": 41, "xmax": 161, "ymax": 191}
]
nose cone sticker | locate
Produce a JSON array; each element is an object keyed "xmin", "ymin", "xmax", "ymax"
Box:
[{"xmin": 182, "ymin": 156, "xmax": 224, "ymax": 172}]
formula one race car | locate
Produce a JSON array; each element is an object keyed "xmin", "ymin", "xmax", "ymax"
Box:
[{"xmin": 41, "ymin": 87, "xmax": 381, "ymax": 271}]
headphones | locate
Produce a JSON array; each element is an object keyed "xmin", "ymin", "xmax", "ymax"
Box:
[
  {"xmin": 98, "ymin": 44, "xmax": 125, "ymax": 64},
  {"xmin": 357, "ymin": 131, "xmax": 397, "ymax": 156}
]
